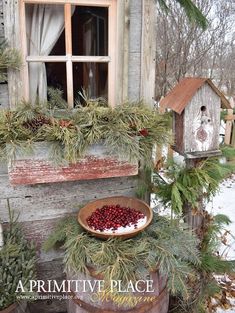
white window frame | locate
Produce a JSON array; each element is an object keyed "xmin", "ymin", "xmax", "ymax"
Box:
[{"xmin": 19, "ymin": 0, "xmax": 117, "ymax": 107}]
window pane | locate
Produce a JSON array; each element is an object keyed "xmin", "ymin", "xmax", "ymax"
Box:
[
  {"xmin": 25, "ymin": 4, "xmax": 65, "ymax": 56},
  {"xmin": 28, "ymin": 62, "xmax": 67, "ymax": 103},
  {"xmin": 73, "ymin": 62, "xmax": 108, "ymax": 102},
  {"xmin": 72, "ymin": 6, "xmax": 108, "ymax": 56},
  {"xmin": 46, "ymin": 63, "xmax": 67, "ymax": 101}
]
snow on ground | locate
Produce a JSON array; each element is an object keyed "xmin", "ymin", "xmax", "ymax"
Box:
[
  {"xmin": 151, "ymin": 165, "xmax": 235, "ymax": 313},
  {"xmin": 207, "ymin": 174, "xmax": 235, "ymax": 313},
  {"xmin": 206, "ymin": 174, "xmax": 235, "ymax": 260}
]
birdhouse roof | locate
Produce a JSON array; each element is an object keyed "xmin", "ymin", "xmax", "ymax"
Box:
[{"xmin": 160, "ymin": 77, "xmax": 231, "ymax": 114}]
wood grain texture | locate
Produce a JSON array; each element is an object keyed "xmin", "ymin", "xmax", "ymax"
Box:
[
  {"xmin": 173, "ymin": 111, "xmax": 184, "ymax": 154},
  {"xmin": 116, "ymin": 0, "xmax": 130, "ymax": 104},
  {"xmin": 0, "ymin": 0, "xmax": 4, "ymax": 38},
  {"xmin": 9, "ymin": 157, "xmax": 138, "ymax": 185},
  {"xmin": 27, "ymin": 259, "xmax": 67, "ymax": 313},
  {"xmin": 0, "ymin": 175, "xmax": 139, "ymax": 223},
  {"xmin": 128, "ymin": 0, "xmax": 142, "ymax": 101},
  {"xmin": 225, "ymin": 109, "xmax": 234, "ymax": 145},
  {"xmin": 0, "ymin": 84, "xmax": 9, "ymax": 108},
  {"xmin": 183, "ymin": 83, "xmax": 221, "ymax": 154},
  {"xmin": 67, "ymin": 269, "xmax": 169, "ymax": 313},
  {"xmin": 8, "ymin": 142, "xmax": 138, "ymax": 185},
  {"xmin": 141, "ymin": 0, "xmax": 157, "ymax": 106},
  {"xmin": 3, "ymin": 0, "xmax": 23, "ymax": 106}
]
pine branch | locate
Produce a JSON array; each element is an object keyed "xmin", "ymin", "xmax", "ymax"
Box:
[
  {"xmin": 44, "ymin": 213, "xmax": 200, "ymax": 298},
  {"xmin": 156, "ymin": 0, "xmax": 208, "ymax": 30}
]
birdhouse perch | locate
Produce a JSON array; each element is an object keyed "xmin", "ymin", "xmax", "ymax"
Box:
[{"xmin": 160, "ymin": 78, "xmax": 231, "ymax": 159}]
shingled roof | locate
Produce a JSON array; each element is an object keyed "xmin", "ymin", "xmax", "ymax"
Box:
[{"xmin": 160, "ymin": 77, "xmax": 231, "ymax": 114}]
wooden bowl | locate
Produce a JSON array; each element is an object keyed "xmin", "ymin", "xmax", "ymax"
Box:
[{"xmin": 77, "ymin": 196, "xmax": 153, "ymax": 239}]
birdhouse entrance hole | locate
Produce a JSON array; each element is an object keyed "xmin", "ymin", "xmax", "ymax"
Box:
[{"xmin": 200, "ymin": 106, "xmax": 206, "ymax": 112}]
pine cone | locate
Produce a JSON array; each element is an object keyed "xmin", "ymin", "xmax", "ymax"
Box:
[{"xmin": 23, "ymin": 115, "xmax": 51, "ymax": 133}]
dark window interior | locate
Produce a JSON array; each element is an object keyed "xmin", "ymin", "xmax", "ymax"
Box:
[
  {"xmin": 72, "ymin": 6, "xmax": 108, "ymax": 56},
  {"xmin": 46, "ymin": 62, "xmax": 67, "ymax": 101},
  {"xmin": 47, "ymin": 5, "xmax": 108, "ymax": 103},
  {"xmin": 73, "ymin": 62, "xmax": 108, "ymax": 101}
]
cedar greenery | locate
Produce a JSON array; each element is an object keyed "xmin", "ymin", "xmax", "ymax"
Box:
[
  {"xmin": 152, "ymin": 157, "xmax": 235, "ymax": 312},
  {"xmin": 43, "ymin": 213, "xmax": 200, "ymax": 299},
  {"xmin": 0, "ymin": 97, "xmax": 171, "ymax": 166},
  {"xmin": 153, "ymin": 158, "xmax": 234, "ymax": 215},
  {"xmin": 0, "ymin": 202, "xmax": 36, "ymax": 310},
  {"xmin": 170, "ymin": 213, "xmax": 235, "ymax": 313}
]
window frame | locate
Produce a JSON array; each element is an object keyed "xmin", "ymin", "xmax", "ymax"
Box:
[{"xmin": 19, "ymin": 0, "xmax": 117, "ymax": 107}]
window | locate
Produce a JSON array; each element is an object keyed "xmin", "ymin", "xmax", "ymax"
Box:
[{"xmin": 20, "ymin": 0, "xmax": 117, "ymax": 107}]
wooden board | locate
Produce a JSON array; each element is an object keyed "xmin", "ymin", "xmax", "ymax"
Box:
[
  {"xmin": 8, "ymin": 142, "xmax": 138, "ymax": 185},
  {"xmin": 0, "ymin": 175, "xmax": 139, "ymax": 225},
  {"xmin": 67, "ymin": 269, "xmax": 169, "ymax": 313},
  {"xmin": 184, "ymin": 83, "xmax": 221, "ymax": 154},
  {"xmin": 27, "ymin": 259, "xmax": 67, "ymax": 313},
  {"xmin": 141, "ymin": 0, "xmax": 157, "ymax": 106},
  {"xmin": 128, "ymin": 0, "xmax": 142, "ymax": 101},
  {"xmin": 0, "ymin": 84, "xmax": 9, "ymax": 108},
  {"xmin": 3, "ymin": 0, "xmax": 23, "ymax": 106}
]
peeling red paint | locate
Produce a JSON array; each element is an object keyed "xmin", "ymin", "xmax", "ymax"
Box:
[{"xmin": 8, "ymin": 156, "xmax": 138, "ymax": 185}]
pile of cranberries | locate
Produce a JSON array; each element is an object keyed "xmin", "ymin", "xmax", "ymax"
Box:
[{"xmin": 86, "ymin": 204, "xmax": 145, "ymax": 232}]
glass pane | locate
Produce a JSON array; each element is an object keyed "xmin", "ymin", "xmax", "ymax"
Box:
[
  {"xmin": 46, "ymin": 63, "xmax": 67, "ymax": 101},
  {"xmin": 72, "ymin": 6, "xmax": 108, "ymax": 56},
  {"xmin": 73, "ymin": 62, "xmax": 108, "ymax": 102},
  {"xmin": 28, "ymin": 62, "xmax": 67, "ymax": 103},
  {"xmin": 25, "ymin": 4, "xmax": 65, "ymax": 56}
]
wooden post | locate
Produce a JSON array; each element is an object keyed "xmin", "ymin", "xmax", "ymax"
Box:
[
  {"xmin": 231, "ymin": 123, "xmax": 235, "ymax": 147},
  {"xmin": 224, "ymin": 99, "xmax": 234, "ymax": 145},
  {"xmin": 183, "ymin": 158, "xmax": 206, "ymax": 239},
  {"xmin": 0, "ymin": 223, "xmax": 3, "ymax": 250},
  {"xmin": 3, "ymin": 0, "xmax": 24, "ymax": 106},
  {"xmin": 224, "ymin": 109, "xmax": 233, "ymax": 145},
  {"xmin": 141, "ymin": 0, "xmax": 157, "ymax": 106}
]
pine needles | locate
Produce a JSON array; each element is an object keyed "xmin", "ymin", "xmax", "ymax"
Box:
[
  {"xmin": 43, "ymin": 213, "xmax": 200, "ymax": 299},
  {"xmin": 0, "ymin": 39, "xmax": 21, "ymax": 82},
  {"xmin": 0, "ymin": 203, "xmax": 36, "ymax": 310},
  {"xmin": 0, "ymin": 99, "xmax": 171, "ymax": 165},
  {"xmin": 156, "ymin": 0, "xmax": 208, "ymax": 30}
]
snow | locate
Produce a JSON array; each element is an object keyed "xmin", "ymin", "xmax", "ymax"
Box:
[
  {"xmin": 206, "ymin": 174, "xmax": 235, "ymax": 260},
  {"xmin": 94, "ymin": 216, "xmax": 148, "ymax": 234}
]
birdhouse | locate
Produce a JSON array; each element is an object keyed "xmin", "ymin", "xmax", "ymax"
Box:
[{"xmin": 160, "ymin": 78, "xmax": 231, "ymax": 158}]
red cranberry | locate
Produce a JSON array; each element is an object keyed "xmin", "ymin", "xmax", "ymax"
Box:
[{"xmin": 86, "ymin": 204, "xmax": 145, "ymax": 232}]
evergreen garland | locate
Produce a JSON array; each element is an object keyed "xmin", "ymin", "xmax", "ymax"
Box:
[
  {"xmin": 0, "ymin": 99, "xmax": 171, "ymax": 166},
  {"xmin": 43, "ymin": 213, "xmax": 200, "ymax": 299},
  {"xmin": 0, "ymin": 202, "xmax": 36, "ymax": 310}
]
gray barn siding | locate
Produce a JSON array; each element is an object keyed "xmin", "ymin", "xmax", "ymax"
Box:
[
  {"xmin": 0, "ymin": 0, "xmax": 4, "ymax": 39},
  {"xmin": 0, "ymin": 0, "xmax": 9, "ymax": 108},
  {"xmin": 128, "ymin": 0, "xmax": 142, "ymax": 101},
  {"xmin": 0, "ymin": 173, "xmax": 138, "ymax": 312}
]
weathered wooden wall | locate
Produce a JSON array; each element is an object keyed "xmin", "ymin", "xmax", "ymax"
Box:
[
  {"xmin": 0, "ymin": 172, "xmax": 138, "ymax": 312},
  {"xmin": 0, "ymin": 1, "xmax": 157, "ymax": 312},
  {"xmin": 0, "ymin": 0, "xmax": 9, "ymax": 108}
]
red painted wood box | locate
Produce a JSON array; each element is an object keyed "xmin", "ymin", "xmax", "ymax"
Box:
[{"xmin": 8, "ymin": 142, "xmax": 138, "ymax": 185}]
